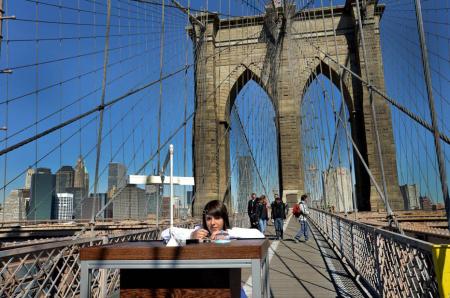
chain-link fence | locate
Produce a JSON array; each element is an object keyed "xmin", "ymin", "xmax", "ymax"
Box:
[
  {"xmin": 309, "ymin": 209, "xmax": 439, "ymax": 297},
  {"xmin": 0, "ymin": 221, "xmax": 197, "ymax": 298}
]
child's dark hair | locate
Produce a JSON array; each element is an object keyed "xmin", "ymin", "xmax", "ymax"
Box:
[
  {"xmin": 202, "ymin": 200, "xmax": 231, "ymax": 232},
  {"xmin": 301, "ymin": 194, "xmax": 308, "ymax": 201}
]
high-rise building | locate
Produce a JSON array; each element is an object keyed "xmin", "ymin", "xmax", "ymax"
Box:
[
  {"xmin": 24, "ymin": 168, "xmax": 35, "ymax": 189},
  {"xmin": 0, "ymin": 189, "xmax": 30, "ymax": 221},
  {"xmin": 74, "ymin": 156, "xmax": 89, "ymax": 198},
  {"xmin": 323, "ymin": 167, "xmax": 353, "ymax": 213},
  {"xmin": 161, "ymin": 196, "xmax": 170, "ymax": 218},
  {"xmin": 82, "ymin": 193, "xmax": 107, "ymax": 220},
  {"xmin": 237, "ymin": 156, "xmax": 254, "ymax": 213},
  {"xmin": 186, "ymin": 190, "xmax": 193, "ymax": 206},
  {"xmin": 65, "ymin": 187, "xmax": 84, "ymax": 219},
  {"xmin": 28, "ymin": 168, "xmax": 55, "ymax": 220},
  {"xmin": 145, "ymin": 185, "xmax": 158, "ymax": 214},
  {"xmin": 420, "ymin": 196, "xmax": 433, "ymax": 211},
  {"xmin": 400, "ymin": 184, "xmax": 419, "ymax": 210},
  {"xmin": 108, "ymin": 163, "xmax": 127, "ymax": 192},
  {"xmin": 54, "ymin": 193, "xmax": 74, "ymax": 220},
  {"xmin": 113, "ymin": 185, "xmax": 146, "ymax": 220},
  {"xmin": 55, "ymin": 166, "xmax": 75, "ymax": 193}
]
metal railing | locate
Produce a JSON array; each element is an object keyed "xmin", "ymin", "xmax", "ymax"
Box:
[
  {"xmin": 309, "ymin": 209, "xmax": 439, "ymax": 298},
  {"xmin": 0, "ymin": 222, "xmax": 196, "ymax": 298}
]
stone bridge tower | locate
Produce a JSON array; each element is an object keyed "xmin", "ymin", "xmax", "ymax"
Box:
[{"xmin": 190, "ymin": 0, "xmax": 403, "ymax": 215}]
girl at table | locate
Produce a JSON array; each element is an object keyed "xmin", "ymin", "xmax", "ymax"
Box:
[{"xmin": 161, "ymin": 200, "xmax": 264, "ymax": 241}]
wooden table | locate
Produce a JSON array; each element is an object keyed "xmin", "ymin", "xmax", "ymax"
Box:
[{"xmin": 80, "ymin": 239, "xmax": 270, "ymax": 298}]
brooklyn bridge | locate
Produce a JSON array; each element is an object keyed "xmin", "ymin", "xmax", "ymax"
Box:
[{"xmin": 0, "ymin": 0, "xmax": 449, "ymax": 297}]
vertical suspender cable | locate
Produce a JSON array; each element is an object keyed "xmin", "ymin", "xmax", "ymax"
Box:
[
  {"xmin": 329, "ymin": 0, "xmax": 358, "ymax": 215},
  {"xmin": 156, "ymin": 0, "xmax": 165, "ymax": 229},
  {"xmin": 1, "ymin": 0, "xmax": 7, "ymax": 222},
  {"xmin": 354, "ymin": 0, "xmax": 393, "ymax": 217},
  {"xmin": 0, "ymin": 0, "xmax": 3, "ymax": 54},
  {"xmin": 33, "ymin": 1, "xmax": 39, "ymax": 222},
  {"xmin": 91, "ymin": 0, "xmax": 112, "ymax": 226},
  {"xmin": 170, "ymin": 144, "xmax": 174, "ymax": 229},
  {"xmin": 414, "ymin": 0, "xmax": 450, "ymax": 230},
  {"xmin": 183, "ymin": 0, "xmax": 190, "ymax": 212}
]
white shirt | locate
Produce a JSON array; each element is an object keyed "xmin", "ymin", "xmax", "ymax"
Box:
[
  {"xmin": 299, "ymin": 201, "xmax": 310, "ymax": 221},
  {"xmin": 161, "ymin": 226, "xmax": 264, "ymax": 241}
]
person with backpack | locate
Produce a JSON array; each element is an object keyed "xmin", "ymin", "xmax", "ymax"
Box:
[
  {"xmin": 294, "ymin": 194, "xmax": 310, "ymax": 242},
  {"xmin": 271, "ymin": 195, "xmax": 286, "ymax": 240}
]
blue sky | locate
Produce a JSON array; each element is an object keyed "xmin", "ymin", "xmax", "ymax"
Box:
[{"xmin": 0, "ymin": 0, "xmax": 448, "ymax": 208}]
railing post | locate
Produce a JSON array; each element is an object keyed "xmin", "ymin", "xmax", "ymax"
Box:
[
  {"xmin": 351, "ymin": 223, "xmax": 356, "ymax": 267},
  {"xmin": 99, "ymin": 236, "xmax": 109, "ymax": 298},
  {"xmin": 331, "ymin": 215, "xmax": 334, "ymax": 243},
  {"xmin": 374, "ymin": 232, "xmax": 383, "ymax": 297}
]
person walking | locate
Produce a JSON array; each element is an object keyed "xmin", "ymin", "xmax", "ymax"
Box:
[
  {"xmin": 247, "ymin": 193, "xmax": 259, "ymax": 229},
  {"xmin": 256, "ymin": 195, "xmax": 269, "ymax": 235},
  {"xmin": 271, "ymin": 195, "xmax": 286, "ymax": 240},
  {"xmin": 294, "ymin": 194, "xmax": 310, "ymax": 242}
]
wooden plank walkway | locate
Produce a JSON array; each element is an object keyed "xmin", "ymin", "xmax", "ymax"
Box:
[{"xmin": 242, "ymin": 215, "xmax": 369, "ymax": 298}]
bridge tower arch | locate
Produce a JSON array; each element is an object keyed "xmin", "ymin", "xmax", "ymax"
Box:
[{"xmin": 191, "ymin": 1, "xmax": 403, "ymax": 215}]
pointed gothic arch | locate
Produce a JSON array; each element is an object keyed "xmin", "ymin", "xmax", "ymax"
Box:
[{"xmin": 191, "ymin": 2, "xmax": 402, "ymax": 215}]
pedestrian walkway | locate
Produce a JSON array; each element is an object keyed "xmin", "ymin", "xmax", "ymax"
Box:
[{"xmin": 242, "ymin": 215, "xmax": 369, "ymax": 298}]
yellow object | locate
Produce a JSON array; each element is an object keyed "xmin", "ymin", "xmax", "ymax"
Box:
[{"xmin": 432, "ymin": 245, "xmax": 450, "ymax": 298}]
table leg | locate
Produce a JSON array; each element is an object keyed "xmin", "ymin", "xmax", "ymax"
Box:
[
  {"xmin": 80, "ymin": 261, "xmax": 90, "ymax": 298},
  {"xmin": 264, "ymin": 255, "xmax": 270, "ymax": 298},
  {"xmin": 252, "ymin": 259, "xmax": 262, "ymax": 298}
]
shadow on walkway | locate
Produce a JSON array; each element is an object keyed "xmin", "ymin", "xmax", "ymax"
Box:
[{"xmin": 242, "ymin": 215, "xmax": 370, "ymax": 298}]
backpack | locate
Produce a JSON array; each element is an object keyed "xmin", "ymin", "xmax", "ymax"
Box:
[{"xmin": 293, "ymin": 203, "xmax": 301, "ymax": 218}]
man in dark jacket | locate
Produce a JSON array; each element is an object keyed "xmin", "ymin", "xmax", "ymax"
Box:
[
  {"xmin": 247, "ymin": 193, "xmax": 258, "ymax": 229},
  {"xmin": 271, "ymin": 195, "xmax": 286, "ymax": 240}
]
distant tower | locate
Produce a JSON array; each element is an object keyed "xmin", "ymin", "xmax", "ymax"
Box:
[
  {"xmin": 113, "ymin": 185, "xmax": 146, "ymax": 220},
  {"xmin": 238, "ymin": 156, "xmax": 254, "ymax": 213},
  {"xmin": 28, "ymin": 168, "xmax": 55, "ymax": 220},
  {"xmin": 55, "ymin": 166, "xmax": 75, "ymax": 193},
  {"xmin": 323, "ymin": 167, "xmax": 353, "ymax": 213},
  {"xmin": 0, "ymin": 189, "xmax": 29, "ymax": 221},
  {"xmin": 108, "ymin": 162, "xmax": 127, "ymax": 192},
  {"xmin": 54, "ymin": 193, "xmax": 74, "ymax": 220},
  {"xmin": 74, "ymin": 156, "xmax": 89, "ymax": 197},
  {"xmin": 24, "ymin": 167, "xmax": 35, "ymax": 189}
]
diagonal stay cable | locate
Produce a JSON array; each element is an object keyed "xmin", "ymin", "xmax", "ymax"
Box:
[
  {"xmin": 0, "ymin": 64, "xmax": 190, "ymax": 157},
  {"xmin": 0, "ymin": 1, "xmax": 284, "ymax": 158},
  {"xmin": 305, "ymin": 42, "xmax": 450, "ymax": 145}
]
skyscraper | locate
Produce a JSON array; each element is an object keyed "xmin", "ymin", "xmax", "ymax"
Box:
[
  {"xmin": 55, "ymin": 166, "xmax": 74, "ymax": 193},
  {"xmin": 400, "ymin": 184, "xmax": 419, "ymax": 210},
  {"xmin": 186, "ymin": 190, "xmax": 193, "ymax": 206},
  {"xmin": 113, "ymin": 185, "xmax": 146, "ymax": 220},
  {"xmin": 0, "ymin": 189, "xmax": 29, "ymax": 221},
  {"xmin": 82, "ymin": 193, "xmax": 107, "ymax": 220},
  {"xmin": 74, "ymin": 156, "xmax": 89, "ymax": 198},
  {"xmin": 420, "ymin": 196, "xmax": 433, "ymax": 211},
  {"xmin": 54, "ymin": 193, "xmax": 74, "ymax": 220},
  {"xmin": 238, "ymin": 156, "xmax": 254, "ymax": 213},
  {"xmin": 28, "ymin": 168, "xmax": 55, "ymax": 220},
  {"xmin": 145, "ymin": 185, "xmax": 158, "ymax": 214},
  {"xmin": 323, "ymin": 167, "xmax": 353, "ymax": 213},
  {"xmin": 24, "ymin": 167, "xmax": 35, "ymax": 189},
  {"xmin": 108, "ymin": 162, "xmax": 127, "ymax": 192},
  {"xmin": 65, "ymin": 187, "xmax": 84, "ymax": 219}
]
